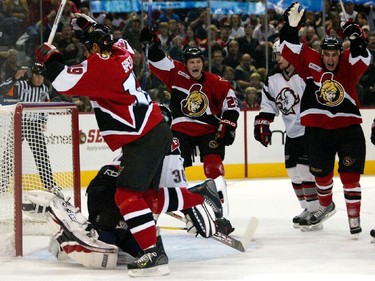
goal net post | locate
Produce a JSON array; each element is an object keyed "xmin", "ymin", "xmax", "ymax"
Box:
[{"xmin": 0, "ymin": 102, "xmax": 81, "ymax": 256}]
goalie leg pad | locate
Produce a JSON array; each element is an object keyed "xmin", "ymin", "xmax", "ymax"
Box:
[
  {"xmin": 185, "ymin": 204, "xmax": 216, "ymax": 238},
  {"xmin": 48, "ymin": 196, "xmax": 119, "ymax": 269}
]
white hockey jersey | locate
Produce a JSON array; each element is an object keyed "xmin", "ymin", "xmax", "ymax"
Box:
[{"xmin": 260, "ymin": 67, "xmax": 306, "ymax": 138}]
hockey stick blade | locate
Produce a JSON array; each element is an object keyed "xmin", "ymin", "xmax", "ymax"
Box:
[
  {"xmin": 212, "ymin": 216, "xmax": 258, "ymax": 252},
  {"xmin": 165, "ymin": 212, "xmax": 258, "ymax": 252}
]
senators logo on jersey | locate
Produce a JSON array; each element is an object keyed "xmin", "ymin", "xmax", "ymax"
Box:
[
  {"xmin": 181, "ymin": 84, "xmax": 208, "ymax": 117},
  {"xmin": 316, "ymin": 73, "xmax": 344, "ymax": 107}
]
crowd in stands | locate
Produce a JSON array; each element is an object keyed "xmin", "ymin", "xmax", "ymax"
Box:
[{"xmin": 1, "ymin": 0, "xmax": 375, "ymax": 110}]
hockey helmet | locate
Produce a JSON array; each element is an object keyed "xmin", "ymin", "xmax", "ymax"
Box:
[
  {"xmin": 182, "ymin": 47, "xmax": 204, "ymax": 63},
  {"xmin": 320, "ymin": 36, "xmax": 342, "ymax": 51},
  {"xmin": 272, "ymin": 39, "xmax": 281, "ymax": 62},
  {"xmin": 80, "ymin": 23, "xmax": 114, "ymax": 52},
  {"xmin": 159, "ymin": 103, "xmax": 172, "ymax": 127},
  {"xmin": 31, "ymin": 62, "xmax": 46, "ymax": 75}
]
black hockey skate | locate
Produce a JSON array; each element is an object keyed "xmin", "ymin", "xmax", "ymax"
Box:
[
  {"xmin": 189, "ymin": 179, "xmax": 223, "ymax": 218},
  {"xmin": 292, "ymin": 209, "xmax": 308, "ymax": 228},
  {"xmin": 308, "ymin": 202, "xmax": 336, "ymax": 225},
  {"xmin": 348, "ymin": 217, "xmax": 362, "ymax": 235},
  {"xmin": 127, "ymin": 236, "xmax": 169, "ymax": 277}
]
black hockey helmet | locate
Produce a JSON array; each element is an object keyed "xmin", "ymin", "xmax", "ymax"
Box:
[
  {"xmin": 182, "ymin": 47, "xmax": 204, "ymax": 63},
  {"xmin": 80, "ymin": 23, "xmax": 114, "ymax": 52},
  {"xmin": 320, "ymin": 36, "xmax": 342, "ymax": 51},
  {"xmin": 31, "ymin": 62, "xmax": 46, "ymax": 75}
]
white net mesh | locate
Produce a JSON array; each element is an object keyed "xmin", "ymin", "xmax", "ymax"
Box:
[{"xmin": 0, "ymin": 103, "xmax": 80, "ymax": 256}]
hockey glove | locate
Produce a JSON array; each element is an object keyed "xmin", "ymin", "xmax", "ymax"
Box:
[
  {"xmin": 35, "ymin": 43, "xmax": 62, "ymax": 63},
  {"xmin": 215, "ymin": 217, "xmax": 235, "ymax": 236},
  {"xmin": 140, "ymin": 27, "xmax": 158, "ymax": 44},
  {"xmin": 371, "ymin": 119, "xmax": 375, "ymax": 145},
  {"xmin": 283, "ymin": 2, "xmax": 305, "ymax": 27},
  {"xmin": 216, "ymin": 119, "xmax": 237, "ymax": 146},
  {"xmin": 71, "ymin": 13, "xmax": 96, "ymax": 32},
  {"xmin": 254, "ymin": 114, "xmax": 273, "ymax": 147},
  {"xmin": 341, "ymin": 21, "xmax": 365, "ymax": 41}
]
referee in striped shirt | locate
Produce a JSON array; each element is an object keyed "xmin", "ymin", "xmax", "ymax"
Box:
[{"xmin": 0, "ymin": 62, "xmax": 61, "ymax": 195}]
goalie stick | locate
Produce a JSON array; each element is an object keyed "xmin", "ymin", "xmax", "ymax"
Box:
[{"xmin": 166, "ymin": 212, "xmax": 259, "ymax": 252}]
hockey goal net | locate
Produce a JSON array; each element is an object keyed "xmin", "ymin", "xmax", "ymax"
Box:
[{"xmin": 0, "ymin": 102, "xmax": 81, "ymax": 257}]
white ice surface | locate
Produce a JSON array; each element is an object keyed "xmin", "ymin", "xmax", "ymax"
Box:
[{"xmin": 2, "ymin": 177, "xmax": 375, "ymax": 280}]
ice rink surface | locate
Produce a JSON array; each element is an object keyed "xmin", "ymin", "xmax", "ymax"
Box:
[{"xmin": 2, "ymin": 176, "xmax": 375, "ymax": 281}]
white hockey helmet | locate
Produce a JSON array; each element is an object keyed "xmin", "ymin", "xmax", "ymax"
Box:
[{"xmin": 272, "ymin": 39, "xmax": 281, "ymax": 62}]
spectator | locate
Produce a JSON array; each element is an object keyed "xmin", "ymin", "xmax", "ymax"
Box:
[
  {"xmin": 223, "ymin": 39, "xmax": 242, "ymax": 69},
  {"xmin": 300, "ymin": 25, "xmax": 320, "ymax": 47},
  {"xmin": 252, "ymin": 15, "xmax": 277, "ymax": 44},
  {"xmin": 211, "ymin": 49, "xmax": 227, "ymax": 77},
  {"xmin": 0, "ymin": 48, "xmax": 18, "ymax": 83},
  {"xmin": 190, "ymin": 9, "xmax": 210, "ymax": 40},
  {"xmin": 222, "ymin": 66, "xmax": 244, "ymax": 101},
  {"xmin": 220, "ymin": 22, "xmax": 235, "ymax": 48},
  {"xmin": 157, "ymin": 22, "xmax": 173, "ymax": 52},
  {"xmin": 168, "ymin": 36, "xmax": 184, "ymax": 62},
  {"xmin": 248, "ymin": 72, "xmax": 264, "ymax": 91},
  {"xmin": 234, "ymin": 53, "xmax": 257, "ymax": 89},
  {"xmin": 0, "ymin": 0, "xmax": 29, "ymax": 46},
  {"xmin": 54, "ymin": 25, "xmax": 83, "ymax": 66},
  {"xmin": 181, "ymin": 25, "xmax": 201, "ymax": 49},
  {"xmin": 158, "ymin": 8, "xmax": 181, "ymax": 23},
  {"xmin": 237, "ymin": 23, "xmax": 259, "ymax": 57},
  {"xmin": 229, "ymin": 14, "xmax": 245, "ymax": 38},
  {"xmin": 339, "ymin": 0, "xmax": 358, "ymax": 22},
  {"xmin": 121, "ymin": 13, "xmax": 142, "ymax": 53},
  {"xmin": 167, "ymin": 19, "xmax": 178, "ymax": 37},
  {"xmin": 241, "ymin": 86, "xmax": 260, "ymax": 110}
]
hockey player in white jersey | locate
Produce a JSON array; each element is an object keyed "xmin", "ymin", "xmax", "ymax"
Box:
[{"xmin": 254, "ymin": 40, "xmax": 322, "ymax": 231}]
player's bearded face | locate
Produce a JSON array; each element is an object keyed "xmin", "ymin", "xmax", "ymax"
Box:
[
  {"xmin": 185, "ymin": 58, "xmax": 203, "ymax": 80},
  {"xmin": 321, "ymin": 50, "xmax": 340, "ymax": 72}
]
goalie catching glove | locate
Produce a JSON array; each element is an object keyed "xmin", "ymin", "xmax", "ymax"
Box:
[{"xmin": 254, "ymin": 113, "xmax": 274, "ymax": 147}]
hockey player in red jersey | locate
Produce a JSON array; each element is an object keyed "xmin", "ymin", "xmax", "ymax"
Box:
[
  {"xmin": 35, "ymin": 13, "xmax": 223, "ymax": 276},
  {"xmin": 254, "ymin": 39, "xmax": 321, "ymax": 231},
  {"xmin": 140, "ymin": 28, "xmax": 240, "ymax": 199},
  {"xmin": 280, "ymin": 2, "xmax": 370, "ymax": 236}
]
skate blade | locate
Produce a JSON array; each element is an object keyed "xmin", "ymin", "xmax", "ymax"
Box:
[
  {"xmin": 300, "ymin": 223, "xmax": 323, "ymax": 232},
  {"xmin": 128, "ymin": 264, "xmax": 170, "ymax": 277},
  {"xmin": 350, "ymin": 233, "xmax": 360, "ymax": 240},
  {"xmin": 293, "ymin": 223, "xmax": 300, "ymax": 229}
]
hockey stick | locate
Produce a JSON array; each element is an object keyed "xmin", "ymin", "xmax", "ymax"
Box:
[
  {"xmin": 165, "ymin": 212, "xmax": 259, "ymax": 252},
  {"xmin": 339, "ymin": 0, "xmax": 348, "ymax": 22},
  {"xmin": 142, "ymin": 0, "xmax": 153, "ymax": 89},
  {"xmin": 48, "ymin": 0, "xmax": 67, "ymax": 44}
]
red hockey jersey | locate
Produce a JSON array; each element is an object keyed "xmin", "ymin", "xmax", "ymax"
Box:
[
  {"xmin": 51, "ymin": 39, "xmax": 163, "ymax": 151},
  {"xmin": 148, "ymin": 55, "xmax": 239, "ymax": 136},
  {"xmin": 280, "ymin": 41, "xmax": 371, "ymax": 129}
]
